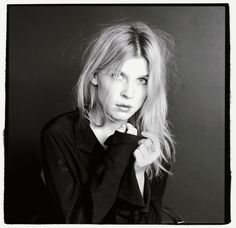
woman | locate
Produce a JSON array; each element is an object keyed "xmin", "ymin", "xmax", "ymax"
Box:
[{"xmin": 41, "ymin": 21, "xmax": 176, "ymax": 224}]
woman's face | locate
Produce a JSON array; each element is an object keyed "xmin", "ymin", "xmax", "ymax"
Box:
[{"xmin": 93, "ymin": 57, "xmax": 149, "ymax": 122}]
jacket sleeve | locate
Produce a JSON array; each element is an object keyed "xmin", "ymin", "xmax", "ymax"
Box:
[
  {"xmin": 41, "ymin": 126, "xmax": 85, "ymax": 223},
  {"xmin": 89, "ymin": 131, "xmax": 139, "ymax": 223},
  {"xmin": 149, "ymin": 161, "xmax": 171, "ymax": 223},
  {"xmin": 41, "ymin": 127, "xmax": 139, "ymax": 223}
]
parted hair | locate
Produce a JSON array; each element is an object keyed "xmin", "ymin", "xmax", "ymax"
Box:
[{"xmin": 76, "ymin": 21, "xmax": 176, "ymax": 179}]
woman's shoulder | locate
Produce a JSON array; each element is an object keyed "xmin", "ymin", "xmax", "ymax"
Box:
[{"xmin": 41, "ymin": 109, "xmax": 79, "ymax": 136}]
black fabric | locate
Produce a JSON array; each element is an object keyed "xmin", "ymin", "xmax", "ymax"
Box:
[{"xmin": 41, "ymin": 110, "xmax": 170, "ymax": 224}]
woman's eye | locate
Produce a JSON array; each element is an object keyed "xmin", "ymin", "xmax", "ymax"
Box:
[{"xmin": 138, "ymin": 78, "xmax": 148, "ymax": 85}]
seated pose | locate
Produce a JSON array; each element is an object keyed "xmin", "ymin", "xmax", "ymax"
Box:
[{"xmin": 41, "ymin": 21, "xmax": 176, "ymax": 224}]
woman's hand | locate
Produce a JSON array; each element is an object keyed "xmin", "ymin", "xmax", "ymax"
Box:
[{"xmin": 134, "ymin": 131, "xmax": 161, "ymax": 174}]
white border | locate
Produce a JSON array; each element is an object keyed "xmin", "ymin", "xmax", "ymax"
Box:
[{"xmin": 0, "ymin": 1, "xmax": 234, "ymax": 228}]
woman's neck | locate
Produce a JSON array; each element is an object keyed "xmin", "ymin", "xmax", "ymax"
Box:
[
  {"xmin": 90, "ymin": 118, "xmax": 125, "ymax": 136},
  {"xmin": 89, "ymin": 109, "xmax": 126, "ymax": 132},
  {"xmin": 89, "ymin": 110, "xmax": 126, "ymax": 148},
  {"xmin": 89, "ymin": 122, "xmax": 122, "ymax": 149}
]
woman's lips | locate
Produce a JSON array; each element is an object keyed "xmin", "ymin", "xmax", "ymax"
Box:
[{"xmin": 116, "ymin": 104, "xmax": 132, "ymax": 112}]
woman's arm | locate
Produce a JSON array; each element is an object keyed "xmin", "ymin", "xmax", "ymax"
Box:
[
  {"xmin": 133, "ymin": 131, "xmax": 162, "ymax": 194},
  {"xmin": 135, "ymin": 170, "xmax": 145, "ymax": 196},
  {"xmin": 41, "ymin": 126, "xmax": 85, "ymax": 223},
  {"xmin": 41, "ymin": 126, "xmax": 139, "ymax": 223}
]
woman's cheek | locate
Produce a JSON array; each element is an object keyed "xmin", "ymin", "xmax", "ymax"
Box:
[{"xmin": 139, "ymin": 87, "xmax": 147, "ymax": 104}]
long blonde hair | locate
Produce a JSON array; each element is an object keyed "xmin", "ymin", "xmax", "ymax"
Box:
[{"xmin": 76, "ymin": 21, "xmax": 176, "ymax": 179}]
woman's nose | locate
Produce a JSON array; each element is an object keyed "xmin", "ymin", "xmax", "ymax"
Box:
[{"xmin": 121, "ymin": 82, "xmax": 135, "ymax": 98}]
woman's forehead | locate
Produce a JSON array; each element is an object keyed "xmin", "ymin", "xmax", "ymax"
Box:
[{"xmin": 120, "ymin": 57, "xmax": 149, "ymax": 77}]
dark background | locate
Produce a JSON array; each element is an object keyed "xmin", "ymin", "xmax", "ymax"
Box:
[{"xmin": 5, "ymin": 5, "xmax": 227, "ymax": 224}]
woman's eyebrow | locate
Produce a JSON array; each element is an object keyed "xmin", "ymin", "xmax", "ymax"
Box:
[
  {"xmin": 120, "ymin": 71, "xmax": 149, "ymax": 78},
  {"xmin": 140, "ymin": 75, "xmax": 149, "ymax": 78}
]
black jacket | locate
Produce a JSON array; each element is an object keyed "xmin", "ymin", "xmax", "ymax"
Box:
[{"xmin": 41, "ymin": 110, "xmax": 170, "ymax": 224}]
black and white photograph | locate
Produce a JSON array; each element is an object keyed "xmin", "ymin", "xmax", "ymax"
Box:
[{"xmin": 4, "ymin": 4, "xmax": 229, "ymax": 225}]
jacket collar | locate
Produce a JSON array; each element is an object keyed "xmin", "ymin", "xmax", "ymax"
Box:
[{"xmin": 73, "ymin": 110, "xmax": 98, "ymax": 153}]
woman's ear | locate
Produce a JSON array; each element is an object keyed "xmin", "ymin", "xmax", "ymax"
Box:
[{"xmin": 91, "ymin": 73, "xmax": 98, "ymax": 85}]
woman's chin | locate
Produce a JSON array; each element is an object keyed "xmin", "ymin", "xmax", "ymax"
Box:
[{"xmin": 109, "ymin": 112, "xmax": 131, "ymax": 122}]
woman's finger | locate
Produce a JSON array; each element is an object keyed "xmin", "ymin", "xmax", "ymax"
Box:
[
  {"xmin": 138, "ymin": 139, "xmax": 146, "ymax": 145},
  {"xmin": 136, "ymin": 144, "xmax": 156, "ymax": 167},
  {"xmin": 142, "ymin": 131, "xmax": 161, "ymax": 150},
  {"xmin": 141, "ymin": 131, "xmax": 158, "ymax": 143},
  {"xmin": 138, "ymin": 143, "xmax": 149, "ymax": 155},
  {"xmin": 138, "ymin": 138, "xmax": 152, "ymax": 147},
  {"xmin": 138, "ymin": 139, "xmax": 156, "ymax": 155}
]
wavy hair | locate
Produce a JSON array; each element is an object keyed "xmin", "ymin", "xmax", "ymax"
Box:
[{"xmin": 76, "ymin": 21, "xmax": 176, "ymax": 179}]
